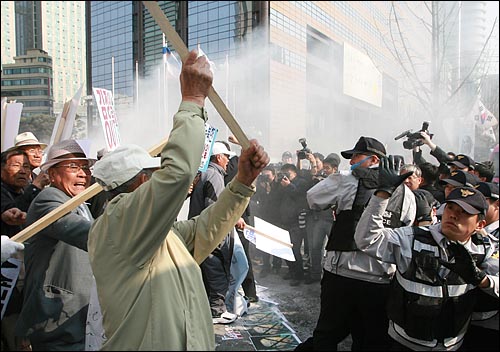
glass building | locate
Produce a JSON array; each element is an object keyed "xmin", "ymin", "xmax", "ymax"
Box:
[
  {"xmin": 87, "ymin": 1, "xmax": 496, "ymax": 158},
  {"xmin": 88, "ymin": 1, "xmax": 134, "ymax": 98}
]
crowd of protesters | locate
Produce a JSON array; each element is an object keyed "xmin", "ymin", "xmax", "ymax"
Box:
[{"xmin": 1, "ymin": 48, "xmax": 498, "ymax": 351}]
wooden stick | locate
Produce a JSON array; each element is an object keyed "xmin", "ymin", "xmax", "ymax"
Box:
[
  {"xmin": 11, "ymin": 138, "xmax": 169, "ymax": 243},
  {"xmin": 11, "ymin": 183, "xmax": 102, "ymax": 243},
  {"xmin": 244, "ymin": 225, "xmax": 293, "ymax": 248},
  {"xmin": 141, "ymin": 1, "xmax": 250, "ymax": 150}
]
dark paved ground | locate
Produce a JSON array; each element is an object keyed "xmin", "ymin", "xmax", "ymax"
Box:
[{"xmin": 214, "ymin": 257, "xmax": 352, "ymax": 351}]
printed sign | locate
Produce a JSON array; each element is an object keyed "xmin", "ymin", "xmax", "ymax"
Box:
[
  {"xmin": 1, "ymin": 258, "xmax": 21, "ymax": 319},
  {"xmin": 1, "ymin": 99, "xmax": 23, "ymax": 152},
  {"xmin": 92, "ymin": 87, "xmax": 121, "ymax": 151},
  {"xmin": 199, "ymin": 123, "xmax": 218, "ymax": 172}
]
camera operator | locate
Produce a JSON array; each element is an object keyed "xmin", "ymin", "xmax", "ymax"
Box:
[
  {"xmin": 412, "ymin": 130, "xmax": 454, "ymax": 168},
  {"xmin": 278, "ymin": 163, "xmax": 310, "ymax": 286},
  {"xmin": 253, "ymin": 166, "xmax": 284, "ymax": 277}
]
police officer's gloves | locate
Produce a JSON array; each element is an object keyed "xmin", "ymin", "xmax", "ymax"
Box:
[
  {"xmin": 377, "ymin": 155, "xmax": 413, "ymax": 196},
  {"xmin": 438, "ymin": 242, "xmax": 487, "ymax": 286}
]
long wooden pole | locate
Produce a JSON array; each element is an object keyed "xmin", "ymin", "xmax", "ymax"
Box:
[
  {"xmin": 11, "ymin": 138, "xmax": 168, "ymax": 243},
  {"xmin": 244, "ymin": 225, "xmax": 293, "ymax": 248},
  {"xmin": 141, "ymin": 1, "xmax": 250, "ymax": 150},
  {"xmin": 13, "ymin": 0, "xmax": 249, "ymax": 243}
]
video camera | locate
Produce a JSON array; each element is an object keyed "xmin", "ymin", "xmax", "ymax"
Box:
[
  {"xmin": 394, "ymin": 121, "xmax": 433, "ymax": 150},
  {"xmin": 297, "ymin": 138, "xmax": 312, "ymax": 160}
]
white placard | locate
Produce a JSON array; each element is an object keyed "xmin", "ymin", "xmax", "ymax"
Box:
[
  {"xmin": 1, "ymin": 100, "xmax": 23, "ymax": 152},
  {"xmin": 243, "ymin": 217, "xmax": 295, "ymax": 262},
  {"xmin": 92, "ymin": 87, "xmax": 121, "ymax": 151}
]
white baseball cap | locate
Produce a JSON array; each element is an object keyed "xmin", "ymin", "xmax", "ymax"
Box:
[
  {"xmin": 93, "ymin": 144, "xmax": 161, "ymax": 191},
  {"xmin": 212, "ymin": 141, "xmax": 236, "ymax": 157}
]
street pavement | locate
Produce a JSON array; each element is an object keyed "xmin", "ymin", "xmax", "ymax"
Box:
[{"xmin": 214, "ymin": 291, "xmax": 301, "ymax": 351}]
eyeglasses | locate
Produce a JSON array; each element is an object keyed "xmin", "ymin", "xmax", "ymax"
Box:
[
  {"xmin": 55, "ymin": 163, "xmax": 91, "ymax": 174},
  {"xmin": 23, "ymin": 147, "xmax": 44, "ymax": 156},
  {"xmin": 6, "ymin": 163, "xmax": 31, "ymax": 171}
]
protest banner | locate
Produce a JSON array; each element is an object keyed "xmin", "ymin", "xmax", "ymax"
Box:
[
  {"xmin": 1, "ymin": 258, "xmax": 22, "ymax": 319},
  {"xmin": 92, "ymin": 87, "xmax": 121, "ymax": 151},
  {"xmin": 1, "ymin": 98, "xmax": 23, "ymax": 152},
  {"xmin": 243, "ymin": 217, "xmax": 295, "ymax": 262},
  {"xmin": 199, "ymin": 123, "xmax": 218, "ymax": 172}
]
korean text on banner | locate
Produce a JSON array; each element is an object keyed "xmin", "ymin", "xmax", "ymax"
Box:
[
  {"xmin": 1, "ymin": 258, "xmax": 22, "ymax": 319},
  {"xmin": 199, "ymin": 123, "xmax": 218, "ymax": 172},
  {"xmin": 92, "ymin": 87, "xmax": 121, "ymax": 151}
]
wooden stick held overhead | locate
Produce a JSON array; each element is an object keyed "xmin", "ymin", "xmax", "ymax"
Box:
[
  {"xmin": 244, "ymin": 225, "xmax": 293, "ymax": 248},
  {"xmin": 141, "ymin": 1, "xmax": 250, "ymax": 150},
  {"xmin": 12, "ymin": 1, "xmax": 250, "ymax": 244}
]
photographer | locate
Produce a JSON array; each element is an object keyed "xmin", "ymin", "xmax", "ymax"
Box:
[
  {"xmin": 411, "ymin": 129, "xmax": 454, "ymax": 168},
  {"xmin": 295, "ymin": 138, "xmax": 314, "ymax": 175},
  {"xmin": 278, "ymin": 164, "xmax": 310, "ymax": 286}
]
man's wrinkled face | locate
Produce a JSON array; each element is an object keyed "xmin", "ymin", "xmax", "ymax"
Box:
[
  {"xmin": 1, "ymin": 154, "xmax": 30, "ymax": 191},
  {"xmin": 19, "ymin": 145, "xmax": 44, "ymax": 168},
  {"xmin": 441, "ymin": 202, "xmax": 485, "ymax": 242},
  {"xmin": 48, "ymin": 156, "xmax": 91, "ymax": 197},
  {"xmin": 216, "ymin": 153, "xmax": 230, "ymax": 171}
]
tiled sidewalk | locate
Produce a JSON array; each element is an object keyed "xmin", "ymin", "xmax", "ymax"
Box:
[{"xmin": 214, "ymin": 288, "xmax": 301, "ymax": 351}]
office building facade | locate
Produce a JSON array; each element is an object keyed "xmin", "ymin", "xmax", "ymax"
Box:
[
  {"xmin": 1, "ymin": 1, "xmax": 86, "ymax": 116},
  {"xmin": 1, "ymin": 48, "xmax": 53, "ymax": 116}
]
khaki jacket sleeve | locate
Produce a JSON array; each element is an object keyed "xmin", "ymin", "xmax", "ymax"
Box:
[
  {"xmin": 173, "ymin": 179, "xmax": 255, "ymax": 264},
  {"xmin": 89, "ymin": 102, "xmax": 206, "ymax": 267}
]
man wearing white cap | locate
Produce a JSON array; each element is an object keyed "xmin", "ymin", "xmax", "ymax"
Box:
[
  {"xmin": 13, "ymin": 131, "xmax": 51, "ymax": 190},
  {"xmin": 188, "ymin": 140, "xmax": 240, "ymax": 323},
  {"xmin": 87, "ymin": 50, "xmax": 269, "ymax": 350}
]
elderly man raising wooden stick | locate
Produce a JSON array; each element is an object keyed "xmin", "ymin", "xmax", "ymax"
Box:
[{"xmin": 88, "ymin": 50, "xmax": 269, "ymax": 351}]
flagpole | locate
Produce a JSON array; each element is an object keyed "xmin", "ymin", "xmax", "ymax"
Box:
[
  {"xmin": 162, "ymin": 33, "xmax": 168, "ymax": 125},
  {"xmin": 225, "ymin": 53, "xmax": 229, "ymax": 140},
  {"xmin": 158, "ymin": 65, "xmax": 162, "ymax": 130},
  {"xmin": 111, "ymin": 56, "xmax": 115, "ymax": 106},
  {"xmin": 135, "ymin": 60, "xmax": 139, "ymax": 112}
]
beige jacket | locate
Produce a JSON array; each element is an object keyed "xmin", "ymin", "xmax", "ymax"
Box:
[{"xmin": 88, "ymin": 102, "xmax": 254, "ymax": 350}]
